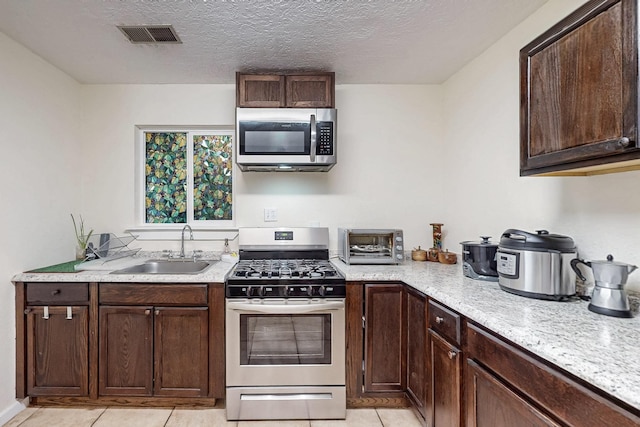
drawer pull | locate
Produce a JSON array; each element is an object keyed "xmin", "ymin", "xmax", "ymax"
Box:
[
  {"xmin": 448, "ymin": 350, "xmax": 457, "ymax": 359},
  {"xmin": 66, "ymin": 306, "xmax": 73, "ymax": 320},
  {"xmin": 43, "ymin": 306, "xmax": 49, "ymax": 320},
  {"xmin": 51, "ymin": 289, "xmax": 61, "ymax": 296},
  {"xmin": 435, "ymin": 316, "xmax": 445, "ymax": 324},
  {"xmin": 155, "ymin": 309, "xmax": 160, "ymax": 316},
  {"xmin": 145, "ymin": 309, "xmax": 151, "ymax": 316}
]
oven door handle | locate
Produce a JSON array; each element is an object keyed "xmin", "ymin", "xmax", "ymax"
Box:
[{"xmin": 227, "ymin": 300, "xmax": 344, "ymax": 314}]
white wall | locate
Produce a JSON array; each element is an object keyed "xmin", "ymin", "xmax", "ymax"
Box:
[
  {"xmin": 0, "ymin": 32, "xmax": 82, "ymax": 422},
  {"xmin": 442, "ymin": 0, "xmax": 640, "ymax": 291},
  {"xmin": 80, "ymin": 84, "xmax": 444, "ymax": 253}
]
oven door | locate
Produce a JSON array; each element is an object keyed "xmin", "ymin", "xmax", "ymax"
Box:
[{"xmin": 226, "ymin": 298, "xmax": 346, "ymax": 387}]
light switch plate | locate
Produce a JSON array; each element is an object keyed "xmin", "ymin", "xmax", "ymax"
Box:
[{"xmin": 264, "ymin": 208, "xmax": 278, "ymax": 222}]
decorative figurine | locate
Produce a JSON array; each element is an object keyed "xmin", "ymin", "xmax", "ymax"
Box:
[{"xmin": 430, "ymin": 223, "xmax": 443, "ymax": 250}]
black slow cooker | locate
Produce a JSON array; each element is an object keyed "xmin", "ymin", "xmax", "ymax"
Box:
[{"xmin": 460, "ymin": 236, "xmax": 499, "ymax": 281}]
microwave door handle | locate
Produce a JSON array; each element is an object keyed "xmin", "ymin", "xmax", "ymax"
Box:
[
  {"xmin": 310, "ymin": 114, "xmax": 317, "ymax": 162},
  {"xmin": 227, "ymin": 300, "xmax": 344, "ymax": 314}
]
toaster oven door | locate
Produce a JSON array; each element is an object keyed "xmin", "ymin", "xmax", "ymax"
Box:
[{"xmin": 343, "ymin": 230, "xmax": 403, "ymax": 264}]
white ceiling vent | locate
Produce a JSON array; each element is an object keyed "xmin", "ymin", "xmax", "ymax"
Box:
[{"xmin": 117, "ymin": 25, "xmax": 182, "ymax": 44}]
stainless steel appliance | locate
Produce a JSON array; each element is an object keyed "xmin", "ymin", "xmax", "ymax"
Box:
[
  {"xmin": 236, "ymin": 108, "xmax": 337, "ymax": 171},
  {"xmin": 571, "ymin": 254, "xmax": 637, "ymax": 318},
  {"xmin": 338, "ymin": 228, "xmax": 404, "ymax": 265},
  {"xmin": 460, "ymin": 236, "xmax": 499, "ymax": 281},
  {"xmin": 225, "ymin": 227, "xmax": 346, "ymax": 421},
  {"xmin": 496, "ymin": 229, "xmax": 577, "ymax": 300}
]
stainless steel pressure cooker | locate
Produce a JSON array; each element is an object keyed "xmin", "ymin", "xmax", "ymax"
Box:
[{"xmin": 496, "ymin": 229, "xmax": 577, "ymax": 300}]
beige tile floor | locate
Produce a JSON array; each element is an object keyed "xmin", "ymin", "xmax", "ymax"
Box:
[{"xmin": 4, "ymin": 407, "xmax": 423, "ymax": 427}]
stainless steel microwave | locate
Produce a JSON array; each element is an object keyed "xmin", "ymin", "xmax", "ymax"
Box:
[
  {"xmin": 236, "ymin": 108, "xmax": 337, "ymax": 172},
  {"xmin": 338, "ymin": 228, "xmax": 404, "ymax": 265}
]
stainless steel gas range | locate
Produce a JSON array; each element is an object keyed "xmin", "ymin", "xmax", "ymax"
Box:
[{"xmin": 225, "ymin": 227, "xmax": 347, "ymax": 421}]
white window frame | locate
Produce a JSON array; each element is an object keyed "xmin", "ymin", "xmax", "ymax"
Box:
[{"xmin": 131, "ymin": 125, "xmax": 236, "ymax": 237}]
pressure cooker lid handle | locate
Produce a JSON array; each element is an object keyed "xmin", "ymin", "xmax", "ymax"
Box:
[
  {"xmin": 501, "ymin": 229, "xmax": 550, "ymax": 240},
  {"xmin": 501, "ymin": 229, "xmax": 530, "ymax": 241}
]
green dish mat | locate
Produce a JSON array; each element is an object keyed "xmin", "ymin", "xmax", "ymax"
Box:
[{"xmin": 28, "ymin": 260, "xmax": 84, "ymax": 273}]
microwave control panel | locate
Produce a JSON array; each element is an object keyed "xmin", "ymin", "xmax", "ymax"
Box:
[{"xmin": 317, "ymin": 122, "xmax": 334, "ymax": 155}]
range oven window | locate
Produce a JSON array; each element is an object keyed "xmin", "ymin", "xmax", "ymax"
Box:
[{"xmin": 239, "ymin": 314, "xmax": 331, "ymax": 365}]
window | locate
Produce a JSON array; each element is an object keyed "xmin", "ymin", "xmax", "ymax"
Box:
[{"xmin": 136, "ymin": 127, "xmax": 234, "ymax": 228}]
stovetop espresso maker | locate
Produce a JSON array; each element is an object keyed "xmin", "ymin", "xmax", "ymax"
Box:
[{"xmin": 571, "ymin": 254, "xmax": 637, "ymax": 318}]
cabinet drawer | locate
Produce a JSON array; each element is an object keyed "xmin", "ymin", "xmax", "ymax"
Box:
[
  {"xmin": 26, "ymin": 283, "xmax": 89, "ymax": 304},
  {"xmin": 428, "ymin": 299, "xmax": 461, "ymax": 345},
  {"xmin": 100, "ymin": 283, "xmax": 208, "ymax": 306}
]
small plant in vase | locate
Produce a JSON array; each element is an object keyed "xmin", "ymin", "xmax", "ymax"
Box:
[{"xmin": 71, "ymin": 214, "xmax": 94, "ymax": 260}]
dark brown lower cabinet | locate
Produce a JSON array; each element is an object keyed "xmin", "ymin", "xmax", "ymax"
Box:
[
  {"xmin": 99, "ymin": 306, "xmax": 153, "ymax": 396},
  {"xmin": 154, "ymin": 307, "xmax": 209, "ymax": 397},
  {"xmin": 429, "ymin": 330, "xmax": 462, "ymax": 427},
  {"xmin": 466, "ymin": 322, "xmax": 640, "ymax": 427},
  {"xmin": 466, "ymin": 359, "xmax": 559, "ymax": 427},
  {"xmin": 17, "ymin": 281, "xmax": 223, "ymax": 405},
  {"xmin": 364, "ymin": 283, "xmax": 407, "ymax": 393},
  {"xmin": 26, "ymin": 306, "xmax": 89, "ymax": 396},
  {"xmin": 406, "ymin": 289, "xmax": 428, "ymax": 420},
  {"xmin": 99, "ymin": 306, "xmax": 208, "ymax": 397}
]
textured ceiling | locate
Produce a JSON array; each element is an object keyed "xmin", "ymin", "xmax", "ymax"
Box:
[{"xmin": 0, "ymin": 0, "xmax": 548, "ymax": 84}]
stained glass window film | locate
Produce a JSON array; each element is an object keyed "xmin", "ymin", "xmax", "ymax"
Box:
[
  {"xmin": 193, "ymin": 134, "xmax": 233, "ymax": 221},
  {"xmin": 145, "ymin": 132, "xmax": 187, "ymax": 223},
  {"xmin": 143, "ymin": 130, "xmax": 233, "ymax": 225}
]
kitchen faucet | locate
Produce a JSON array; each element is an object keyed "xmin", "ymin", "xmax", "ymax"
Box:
[{"xmin": 180, "ymin": 224, "xmax": 193, "ymax": 258}]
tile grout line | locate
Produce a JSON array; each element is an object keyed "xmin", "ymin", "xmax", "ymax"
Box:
[
  {"xmin": 375, "ymin": 408, "xmax": 385, "ymax": 427},
  {"xmin": 163, "ymin": 407, "xmax": 176, "ymax": 427},
  {"xmin": 13, "ymin": 406, "xmax": 41, "ymax": 426},
  {"xmin": 89, "ymin": 406, "xmax": 108, "ymax": 426}
]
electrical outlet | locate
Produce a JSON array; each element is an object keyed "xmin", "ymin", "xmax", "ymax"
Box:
[{"xmin": 264, "ymin": 208, "xmax": 278, "ymax": 222}]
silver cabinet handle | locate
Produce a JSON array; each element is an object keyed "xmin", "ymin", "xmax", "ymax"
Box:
[
  {"xmin": 43, "ymin": 306, "xmax": 49, "ymax": 320},
  {"xmin": 448, "ymin": 350, "xmax": 457, "ymax": 359},
  {"xmin": 66, "ymin": 306, "xmax": 73, "ymax": 320},
  {"xmin": 435, "ymin": 316, "xmax": 444, "ymax": 324}
]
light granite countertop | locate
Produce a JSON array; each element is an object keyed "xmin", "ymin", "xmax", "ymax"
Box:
[{"xmin": 12, "ymin": 257, "xmax": 640, "ymax": 412}]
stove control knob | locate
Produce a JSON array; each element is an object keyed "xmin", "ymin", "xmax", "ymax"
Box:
[
  {"xmin": 317, "ymin": 285, "xmax": 326, "ymax": 297},
  {"xmin": 284, "ymin": 286, "xmax": 292, "ymax": 297},
  {"xmin": 245, "ymin": 286, "xmax": 253, "ymax": 297},
  {"xmin": 256, "ymin": 286, "xmax": 264, "ymax": 297}
]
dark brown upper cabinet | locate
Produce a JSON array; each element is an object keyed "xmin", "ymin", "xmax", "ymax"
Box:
[
  {"xmin": 520, "ymin": 0, "xmax": 640, "ymax": 176},
  {"xmin": 237, "ymin": 72, "xmax": 335, "ymax": 108}
]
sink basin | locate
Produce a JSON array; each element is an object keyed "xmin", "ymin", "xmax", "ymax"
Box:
[{"xmin": 111, "ymin": 260, "xmax": 215, "ymax": 275}]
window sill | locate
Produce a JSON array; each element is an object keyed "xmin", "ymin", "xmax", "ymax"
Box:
[{"xmin": 125, "ymin": 226, "xmax": 239, "ymax": 241}]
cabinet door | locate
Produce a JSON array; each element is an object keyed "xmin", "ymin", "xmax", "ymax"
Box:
[
  {"xmin": 285, "ymin": 74, "xmax": 334, "ymax": 108},
  {"xmin": 237, "ymin": 74, "xmax": 285, "ymax": 107},
  {"xmin": 406, "ymin": 289, "xmax": 428, "ymax": 419},
  {"xmin": 99, "ymin": 306, "xmax": 153, "ymax": 396},
  {"xmin": 26, "ymin": 306, "xmax": 89, "ymax": 396},
  {"xmin": 520, "ymin": 0, "xmax": 639, "ymax": 175},
  {"xmin": 154, "ymin": 307, "xmax": 209, "ymax": 397},
  {"xmin": 466, "ymin": 359, "xmax": 560, "ymax": 427},
  {"xmin": 364, "ymin": 284, "xmax": 406, "ymax": 392},
  {"xmin": 429, "ymin": 330, "xmax": 462, "ymax": 427}
]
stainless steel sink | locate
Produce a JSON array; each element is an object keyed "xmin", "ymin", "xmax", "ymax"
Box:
[{"xmin": 111, "ymin": 260, "xmax": 215, "ymax": 275}]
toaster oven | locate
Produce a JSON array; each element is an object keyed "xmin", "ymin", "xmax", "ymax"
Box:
[{"xmin": 338, "ymin": 228, "xmax": 404, "ymax": 265}]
